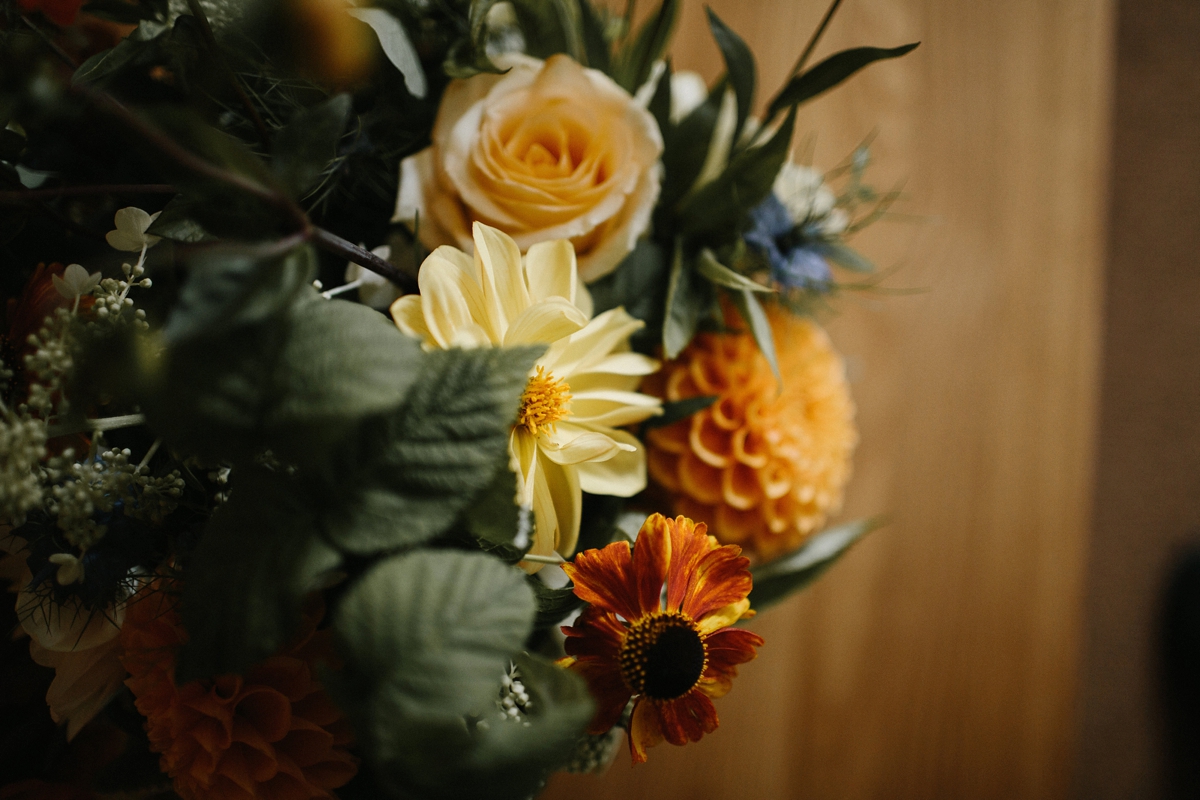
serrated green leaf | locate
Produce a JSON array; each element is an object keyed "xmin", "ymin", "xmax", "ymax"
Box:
[
  {"xmin": 177, "ymin": 467, "xmax": 342, "ymax": 681},
  {"xmin": 730, "ymin": 288, "xmax": 779, "ymax": 386},
  {"xmin": 326, "ymin": 346, "xmax": 543, "ymax": 554},
  {"xmin": 162, "ymin": 243, "xmax": 317, "ymax": 343},
  {"xmin": 611, "ymin": 0, "xmax": 678, "ymax": 93},
  {"xmin": 677, "ymin": 105, "xmax": 796, "ymax": 239},
  {"xmin": 465, "ymin": 461, "xmax": 525, "ymax": 548},
  {"xmin": 766, "ymin": 43, "xmax": 920, "ymax": 120},
  {"xmin": 749, "ymin": 517, "xmax": 883, "ymax": 610},
  {"xmin": 696, "ymin": 248, "xmax": 773, "ymax": 293},
  {"xmin": 529, "ymin": 579, "xmax": 582, "ymax": 628},
  {"xmin": 642, "ymin": 394, "xmax": 717, "ymax": 431},
  {"xmin": 328, "ymin": 551, "xmax": 536, "ymax": 795},
  {"xmin": 272, "ymin": 94, "xmax": 352, "ymax": 199},
  {"xmin": 705, "ymin": 8, "xmax": 755, "ymax": 142},
  {"xmin": 663, "ymin": 241, "xmax": 707, "ymax": 358},
  {"xmin": 348, "ymin": 8, "xmax": 427, "ymax": 99}
]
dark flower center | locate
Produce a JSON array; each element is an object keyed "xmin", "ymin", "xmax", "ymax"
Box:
[{"xmin": 619, "ymin": 612, "xmax": 707, "ymax": 700}]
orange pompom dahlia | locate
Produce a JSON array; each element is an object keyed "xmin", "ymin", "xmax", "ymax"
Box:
[
  {"xmin": 119, "ymin": 589, "xmax": 358, "ymax": 800},
  {"xmin": 642, "ymin": 307, "xmax": 857, "ymax": 560},
  {"xmin": 560, "ymin": 513, "xmax": 763, "ymax": 763}
]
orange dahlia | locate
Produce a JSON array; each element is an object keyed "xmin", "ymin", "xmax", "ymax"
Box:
[
  {"xmin": 642, "ymin": 306, "xmax": 857, "ymax": 560},
  {"xmin": 560, "ymin": 513, "xmax": 763, "ymax": 764},
  {"xmin": 119, "ymin": 588, "xmax": 358, "ymax": 800}
]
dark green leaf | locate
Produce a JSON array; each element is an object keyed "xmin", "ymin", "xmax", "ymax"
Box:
[
  {"xmin": 647, "ymin": 57, "xmax": 672, "ymax": 136},
  {"xmin": 642, "ymin": 394, "xmax": 717, "ymax": 431},
  {"xmin": 0, "ymin": 128, "xmax": 25, "ymax": 161},
  {"xmin": 676, "ymin": 105, "xmax": 796, "ymax": 239},
  {"xmin": 663, "ymin": 241, "xmax": 707, "ymax": 358},
  {"xmin": 766, "ymin": 43, "xmax": 920, "ymax": 120},
  {"xmin": 705, "ymin": 8, "xmax": 755, "ymax": 141},
  {"xmin": 575, "ymin": 492, "xmax": 625, "ymax": 554},
  {"xmin": 509, "ymin": 0, "xmax": 573, "ymax": 60},
  {"xmin": 659, "ymin": 75, "xmax": 725, "ymax": 211},
  {"xmin": 72, "ymin": 39, "xmax": 144, "ymax": 86},
  {"xmin": 579, "ymin": 0, "xmax": 611, "ymax": 72},
  {"xmin": 326, "ymin": 346, "xmax": 543, "ymax": 554},
  {"xmin": 611, "ymin": 0, "xmax": 678, "ymax": 93},
  {"xmin": 162, "ymin": 243, "xmax": 316, "ymax": 343},
  {"xmin": 730, "ymin": 288, "xmax": 780, "ymax": 385},
  {"xmin": 272, "ymin": 94, "xmax": 352, "ymax": 199},
  {"xmin": 587, "ymin": 238, "xmax": 667, "ymax": 352},
  {"xmin": 145, "ymin": 195, "xmax": 214, "ymax": 243},
  {"xmin": 819, "ymin": 241, "xmax": 875, "ymax": 272},
  {"xmin": 749, "ymin": 517, "xmax": 883, "ymax": 610},
  {"xmin": 464, "ymin": 461, "xmax": 526, "ymax": 548},
  {"xmin": 696, "ymin": 248, "xmax": 773, "ymax": 293},
  {"xmin": 529, "ymin": 579, "xmax": 582, "ymax": 629},
  {"xmin": 347, "ymin": 9, "xmax": 427, "ymax": 98},
  {"xmin": 328, "ymin": 551, "xmax": 538, "ymax": 798},
  {"xmin": 177, "ymin": 467, "xmax": 341, "ymax": 681}
]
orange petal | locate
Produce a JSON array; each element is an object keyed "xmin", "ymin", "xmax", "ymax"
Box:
[
  {"xmin": 647, "ymin": 447, "xmax": 681, "ymax": 492},
  {"xmin": 681, "ymin": 545, "xmax": 753, "ymax": 622},
  {"xmin": 562, "ymin": 541, "xmax": 641, "ymax": 621},
  {"xmin": 628, "ymin": 698, "xmax": 664, "ymax": 764},
  {"xmin": 715, "ymin": 503, "xmax": 761, "ymax": 544},
  {"xmin": 677, "ymin": 452, "xmax": 723, "ymax": 506},
  {"xmin": 721, "ymin": 462, "xmax": 763, "ymax": 510},
  {"xmin": 631, "ymin": 514, "xmax": 671, "ymax": 616},
  {"xmin": 655, "ymin": 691, "xmax": 718, "ymax": 746},
  {"xmin": 664, "ymin": 516, "xmax": 715, "ymax": 614},
  {"xmin": 689, "ymin": 413, "xmax": 733, "ymax": 468}
]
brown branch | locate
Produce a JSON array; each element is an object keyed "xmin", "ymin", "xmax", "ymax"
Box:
[
  {"xmin": 311, "ymin": 228, "xmax": 418, "ymax": 294},
  {"xmin": 0, "ymin": 184, "xmax": 177, "ymax": 203},
  {"xmin": 184, "ymin": 0, "xmax": 273, "ymax": 151},
  {"xmin": 20, "ymin": 14, "xmax": 78, "ymax": 69}
]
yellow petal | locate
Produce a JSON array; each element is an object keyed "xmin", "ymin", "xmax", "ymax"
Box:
[
  {"xmin": 539, "ymin": 426, "xmax": 627, "ymax": 466},
  {"xmin": 524, "ymin": 239, "xmax": 578, "ymax": 306},
  {"xmin": 510, "ymin": 428, "xmax": 538, "ymax": 507},
  {"xmin": 543, "ymin": 457, "xmax": 581, "ymax": 557},
  {"xmin": 574, "ymin": 429, "xmax": 647, "ymax": 497},
  {"xmin": 419, "ymin": 249, "xmax": 491, "ymax": 348},
  {"xmin": 541, "ymin": 307, "xmax": 644, "ymax": 378},
  {"xmin": 390, "ymin": 295, "xmax": 433, "ymax": 345},
  {"xmin": 473, "ymin": 222, "xmax": 530, "ymax": 336},
  {"xmin": 697, "ymin": 598, "xmax": 752, "ymax": 634},
  {"xmin": 503, "ymin": 297, "xmax": 588, "ymax": 346},
  {"xmin": 568, "ymin": 389, "xmax": 662, "ymax": 427}
]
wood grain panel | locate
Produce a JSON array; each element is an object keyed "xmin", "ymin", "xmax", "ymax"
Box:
[{"xmin": 544, "ymin": 1, "xmax": 1115, "ymax": 798}]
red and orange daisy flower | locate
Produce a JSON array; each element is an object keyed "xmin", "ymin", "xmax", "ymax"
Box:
[{"xmin": 560, "ymin": 513, "xmax": 764, "ymax": 763}]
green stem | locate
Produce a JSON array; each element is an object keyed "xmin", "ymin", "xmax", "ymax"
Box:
[{"xmin": 48, "ymin": 413, "xmax": 147, "ymax": 439}]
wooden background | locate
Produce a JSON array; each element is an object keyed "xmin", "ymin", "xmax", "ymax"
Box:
[{"xmin": 544, "ymin": 0, "xmax": 1116, "ymax": 798}]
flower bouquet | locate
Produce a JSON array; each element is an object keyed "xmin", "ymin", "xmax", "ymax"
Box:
[{"xmin": 0, "ymin": 0, "xmax": 916, "ymax": 797}]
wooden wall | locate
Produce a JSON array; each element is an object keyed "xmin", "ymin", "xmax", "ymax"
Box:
[{"xmin": 544, "ymin": 0, "xmax": 1115, "ymax": 797}]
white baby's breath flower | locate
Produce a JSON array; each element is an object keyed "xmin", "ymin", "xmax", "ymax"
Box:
[
  {"xmin": 51, "ymin": 264, "xmax": 101, "ymax": 301},
  {"xmin": 106, "ymin": 207, "xmax": 162, "ymax": 252}
]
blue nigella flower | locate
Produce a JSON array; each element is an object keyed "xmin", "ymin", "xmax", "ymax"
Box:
[{"xmin": 743, "ymin": 193, "xmax": 832, "ymax": 290}]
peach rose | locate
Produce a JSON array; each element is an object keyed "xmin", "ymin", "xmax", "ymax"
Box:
[{"xmin": 394, "ymin": 53, "xmax": 663, "ymax": 283}]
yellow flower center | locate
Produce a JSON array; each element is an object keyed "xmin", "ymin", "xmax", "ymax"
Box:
[
  {"xmin": 619, "ymin": 611, "xmax": 707, "ymax": 700},
  {"xmin": 517, "ymin": 367, "xmax": 572, "ymax": 436}
]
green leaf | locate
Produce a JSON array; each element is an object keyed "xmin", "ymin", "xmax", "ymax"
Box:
[
  {"xmin": 586, "ymin": 238, "xmax": 667, "ymax": 351},
  {"xmin": 464, "ymin": 461, "xmax": 526, "ymax": 548},
  {"xmin": 705, "ymin": 8, "xmax": 755, "ymax": 142},
  {"xmin": 730, "ymin": 289, "xmax": 780, "ymax": 386},
  {"xmin": 647, "ymin": 56, "xmax": 672, "ymax": 136},
  {"xmin": 72, "ymin": 38, "xmax": 144, "ymax": 86},
  {"xmin": 325, "ymin": 346, "xmax": 543, "ymax": 554},
  {"xmin": 766, "ymin": 43, "xmax": 920, "ymax": 120},
  {"xmin": 642, "ymin": 394, "xmax": 717, "ymax": 431},
  {"xmin": 509, "ymin": 0, "xmax": 574, "ymax": 60},
  {"xmin": 663, "ymin": 241, "xmax": 708, "ymax": 359},
  {"xmin": 660, "ymin": 75, "xmax": 726, "ymax": 210},
  {"xmin": 177, "ymin": 467, "xmax": 342, "ymax": 681},
  {"xmin": 696, "ymin": 248, "xmax": 773, "ymax": 293},
  {"xmin": 162, "ymin": 243, "xmax": 317, "ymax": 343},
  {"xmin": 272, "ymin": 94, "xmax": 352, "ymax": 199},
  {"xmin": 328, "ymin": 550, "xmax": 536, "ymax": 794},
  {"xmin": 820, "ymin": 241, "xmax": 875, "ymax": 272},
  {"xmin": 676, "ymin": 105, "xmax": 796, "ymax": 239},
  {"xmin": 749, "ymin": 517, "xmax": 883, "ymax": 610},
  {"xmin": 348, "ymin": 8, "xmax": 427, "ymax": 99},
  {"xmin": 529, "ymin": 579, "xmax": 582, "ymax": 629},
  {"xmin": 579, "ymin": 0, "xmax": 611, "ymax": 73},
  {"xmin": 144, "ymin": 195, "xmax": 213, "ymax": 243},
  {"xmin": 611, "ymin": 0, "xmax": 678, "ymax": 93}
]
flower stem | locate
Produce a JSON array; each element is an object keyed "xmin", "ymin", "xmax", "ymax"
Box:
[
  {"xmin": 311, "ymin": 228, "xmax": 417, "ymax": 294},
  {"xmin": 48, "ymin": 413, "xmax": 147, "ymax": 439},
  {"xmin": 519, "ymin": 553, "xmax": 567, "ymax": 565},
  {"xmin": 789, "ymin": 0, "xmax": 843, "ymax": 79}
]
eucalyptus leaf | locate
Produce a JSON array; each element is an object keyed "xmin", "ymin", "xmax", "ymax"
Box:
[
  {"xmin": 610, "ymin": 0, "xmax": 678, "ymax": 93},
  {"xmin": 324, "ymin": 346, "xmax": 542, "ymax": 554},
  {"xmin": 347, "ymin": 8, "xmax": 427, "ymax": 99},
  {"xmin": 749, "ymin": 517, "xmax": 884, "ymax": 610},
  {"xmin": 272, "ymin": 94, "xmax": 352, "ymax": 199},
  {"xmin": 705, "ymin": 8, "xmax": 755, "ymax": 142},
  {"xmin": 766, "ymin": 43, "xmax": 920, "ymax": 120},
  {"xmin": 642, "ymin": 394, "xmax": 717, "ymax": 431},
  {"xmin": 176, "ymin": 467, "xmax": 342, "ymax": 682},
  {"xmin": 729, "ymin": 288, "xmax": 780, "ymax": 386},
  {"xmin": 676, "ymin": 105, "xmax": 796, "ymax": 239},
  {"xmin": 662, "ymin": 241, "xmax": 704, "ymax": 359},
  {"xmin": 696, "ymin": 248, "xmax": 773, "ymax": 293}
]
